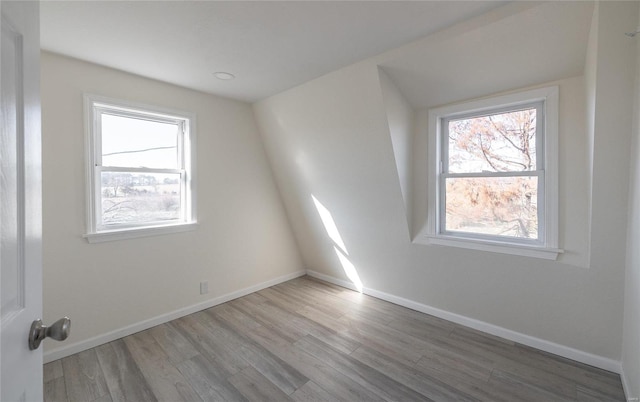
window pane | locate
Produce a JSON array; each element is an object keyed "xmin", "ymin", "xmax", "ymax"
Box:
[
  {"xmin": 448, "ymin": 108, "xmax": 537, "ymax": 173},
  {"xmin": 445, "ymin": 176, "xmax": 538, "ymax": 239},
  {"xmin": 100, "ymin": 172, "xmax": 181, "ymax": 226},
  {"xmin": 101, "ymin": 113, "xmax": 179, "ymax": 169}
]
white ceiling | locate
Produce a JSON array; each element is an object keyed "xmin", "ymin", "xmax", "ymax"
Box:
[
  {"xmin": 378, "ymin": 1, "xmax": 595, "ymax": 109},
  {"xmin": 40, "ymin": 1, "xmax": 506, "ymax": 103}
]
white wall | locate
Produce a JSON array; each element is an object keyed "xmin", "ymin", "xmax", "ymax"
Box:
[
  {"xmin": 622, "ymin": 4, "xmax": 640, "ymax": 399},
  {"xmin": 378, "ymin": 68, "xmax": 413, "ymax": 230},
  {"xmin": 588, "ymin": 2, "xmax": 637, "ymax": 298},
  {"xmin": 584, "ymin": 2, "xmax": 599, "ymax": 270},
  {"xmin": 41, "ymin": 52, "xmax": 303, "ymax": 358},
  {"xmin": 254, "ymin": 1, "xmax": 637, "ymax": 367}
]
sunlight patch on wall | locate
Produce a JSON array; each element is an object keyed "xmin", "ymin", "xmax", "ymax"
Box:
[
  {"xmin": 312, "ymin": 195, "xmax": 347, "ymax": 253},
  {"xmin": 334, "ymin": 246, "xmax": 363, "ymax": 292},
  {"xmin": 312, "ymin": 195, "xmax": 363, "ymax": 292}
]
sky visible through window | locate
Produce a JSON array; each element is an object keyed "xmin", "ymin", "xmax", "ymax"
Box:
[{"xmin": 101, "ymin": 113, "xmax": 179, "ymax": 169}]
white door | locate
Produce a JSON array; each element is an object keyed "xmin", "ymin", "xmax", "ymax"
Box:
[{"xmin": 1, "ymin": 1, "xmax": 42, "ymax": 401}]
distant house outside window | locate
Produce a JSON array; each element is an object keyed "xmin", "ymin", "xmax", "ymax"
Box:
[{"xmin": 84, "ymin": 95, "xmax": 197, "ymax": 242}]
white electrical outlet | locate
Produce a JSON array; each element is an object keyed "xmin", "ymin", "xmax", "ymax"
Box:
[{"xmin": 200, "ymin": 281, "xmax": 209, "ymax": 295}]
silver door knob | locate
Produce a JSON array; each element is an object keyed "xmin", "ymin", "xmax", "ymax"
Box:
[{"xmin": 28, "ymin": 317, "xmax": 71, "ymax": 350}]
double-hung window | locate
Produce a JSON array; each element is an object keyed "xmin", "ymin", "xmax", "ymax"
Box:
[
  {"xmin": 84, "ymin": 95, "xmax": 196, "ymax": 242},
  {"xmin": 426, "ymin": 87, "xmax": 560, "ymax": 259}
]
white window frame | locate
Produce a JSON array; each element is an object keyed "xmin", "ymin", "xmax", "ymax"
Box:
[
  {"xmin": 425, "ymin": 86, "xmax": 562, "ymax": 260},
  {"xmin": 83, "ymin": 95, "xmax": 197, "ymax": 243}
]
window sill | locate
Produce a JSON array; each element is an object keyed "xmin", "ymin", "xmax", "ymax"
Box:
[
  {"xmin": 416, "ymin": 234, "xmax": 563, "ymax": 260},
  {"xmin": 84, "ymin": 222, "xmax": 198, "ymax": 243}
]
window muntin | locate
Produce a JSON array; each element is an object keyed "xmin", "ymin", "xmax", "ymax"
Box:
[
  {"xmin": 439, "ymin": 102, "xmax": 544, "ymax": 244},
  {"xmin": 86, "ymin": 96, "xmax": 195, "ymax": 236},
  {"xmin": 424, "ymin": 86, "xmax": 559, "ymax": 259}
]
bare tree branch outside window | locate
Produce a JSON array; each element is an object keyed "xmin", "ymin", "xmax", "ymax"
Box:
[{"xmin": 445, "ymin": 108, "xmax": 538, "ymax": 239}]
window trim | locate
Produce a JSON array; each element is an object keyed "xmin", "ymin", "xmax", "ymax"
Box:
[
  {"xmin": 83, "ymin": 94, "xmax": 197, "ymax": 243},
  {"xmin": 425, "ymin": 86, "xmax": 562, "ymax": 259}
]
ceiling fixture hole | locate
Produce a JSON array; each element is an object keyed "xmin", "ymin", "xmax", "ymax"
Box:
[{"xmin": 213, "ymin": 72, "xmax": 235, "ymax": 80}]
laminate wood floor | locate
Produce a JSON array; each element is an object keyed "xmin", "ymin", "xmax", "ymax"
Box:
[{"xmin": 44, "ymin": 276, "xmax": 626, "ymax": 402}]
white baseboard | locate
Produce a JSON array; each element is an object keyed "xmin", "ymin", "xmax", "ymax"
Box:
[
  {"xmin": 43, "ymin": 270, "xmax": 306, "ymax": 363},
  {"xmin": 45, "ymin": 267, "xmax": 624, "ymax": 383},
  {"xmin": 621, "ymin": 366, "xmax": 637, "ymax": 402},
  {"xmin": 306, "ymin": 270, "xmax": 622, "ymax": 375}
]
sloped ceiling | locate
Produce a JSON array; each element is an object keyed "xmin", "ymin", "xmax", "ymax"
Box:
[
  {"xmin": 379, "ymin": 2, "xmax": 595, "ymax": 109},
  {"xmin": 40, "ymin": 1, "xmax": 505, "ymax": 103}
]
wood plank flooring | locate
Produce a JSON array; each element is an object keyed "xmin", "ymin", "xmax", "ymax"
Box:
[{"xmin": 43, "ymin": 276, "xmax": 626, "ymax": 401}]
